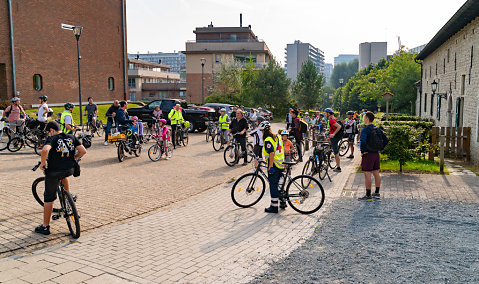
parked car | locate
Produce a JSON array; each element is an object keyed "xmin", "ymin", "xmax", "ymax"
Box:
[
  {"xmin": 127, "ymin": 99, "xmax": 215, "ymax": 132},
  {"xmin": 202, "ymin": 103, "xmax": 235, "ymax": 115},
  {"xmin": 258, "ymin": 108, "xmax": 273, "ymax": 121}
]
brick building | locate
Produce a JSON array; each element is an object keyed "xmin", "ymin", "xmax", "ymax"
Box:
[
  {"xmin": 0, "ymin": 0, "xmax": 127, "ymax": 105},
  {"xmin": 416, "ymin": 0, "xmax": 479, "ymax": 164}
]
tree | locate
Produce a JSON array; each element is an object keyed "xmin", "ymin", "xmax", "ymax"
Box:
[
  {"xmin": 292, "ymin": 61, "xmax": 325, "ymax": 110},
  {"xmin": 330, "ymin": 59, "xmax": 359, "ymax": 88},
  {"xmin": 206, "ymin": 61, "xmax": 242, "ymax": 105}
]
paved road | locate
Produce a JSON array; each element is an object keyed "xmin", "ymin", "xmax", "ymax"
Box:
[
  {"xmin": 0, "ymin": 126, "xmax": 275, "ymax": 257},
  {"xmin": 0, "ymin": 135, "xmax": 360, "ymax": 283}
]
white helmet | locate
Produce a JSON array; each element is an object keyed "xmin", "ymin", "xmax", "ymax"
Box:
[
  {"xmin": 258, "ymin": 121, "xmax": 271, "ymax": 131},
  {"xmin": 281, "ymin": 130, "xmax": 289, "ymax": 136}
]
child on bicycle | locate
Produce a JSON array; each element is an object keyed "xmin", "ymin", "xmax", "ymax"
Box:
[
  {"xmin": 281, "ymin": 130, "xmax": 293, "ymax": 162},
  {"xmin": 156, "ymin": 119, "xmax": 170, "ymax": 159}
]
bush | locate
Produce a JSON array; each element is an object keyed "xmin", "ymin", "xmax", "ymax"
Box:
[
  {"xmin": 0, "ymin": 100, "xmax": 11, "ymax": 110},
  {"xmin": 382, "ymin": 125, "xmax": 426, "ymax": 172}
]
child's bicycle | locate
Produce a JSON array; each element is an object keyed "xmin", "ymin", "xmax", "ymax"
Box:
[
  {"xmin": 31, "ymin": 162, "xmax": 81, "ymax": 238},
  {"xmin": 231, "ymin": 155, "xmax": 325, "ymax": 214},
  {"xmin": 148, "ymin": 135, "xmax": 173, "ymax": 162}
]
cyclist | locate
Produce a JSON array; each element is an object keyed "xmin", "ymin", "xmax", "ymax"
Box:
[
  {"xmin": 281, "ymin": 130, "xmax": 293, "ymax": 162},
  {"xmin": 104, "ymin": 100, "xmax": 120, "ymax": 145},
  {"xmin": 84, "ymin": 97, "xmax": 98, "ymax": 130},
  {"xmin": 259, "ymin": 121, "xmax": 285, "ymax": 213},
  {"xmin": 168, "ymin": 104, "xmax": 183, "ymax": 148},
  {"xmin": 248, "ymin": 108, "xmax": 257, "ymax": 126},
  {"xmin": 35, "ymin": 121, "xmax": 87, "ymax": 235},
  {"xmin": 345, "ymin": 111, "xmax": 357, "ymax": 159},
  {"xmin": 218, "ymin": 108, "xmax": 230, "ymax": 149},
  {"xmin": 290, "ymin": 109, "xmax": 303, "ymax": 162},
  {"xmin": 116, "ymin": 101, "xmax": 131, "ymax": 127},
  {"xmin": 35, "ymin": 95, "xmax": 49, "ymax": 131},
  {"xmin": 2, "ymin": 97, "xmax": 26, "ymax": 133},
  {"xmin": 229, "ymin": 110, "xmax": 248, "ymax": 166},
  {"xmin": 324, "ymin": 108, "xmax": 342, "ymax": 172},
  {"xmin": 60, "ymin": 103, "xmax": 76, "ymax": 134}
]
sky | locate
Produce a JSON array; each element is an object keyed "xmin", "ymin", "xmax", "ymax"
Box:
[{"xmin": 126, "ymin": 0, "xmax": 467, "ymax": 66}]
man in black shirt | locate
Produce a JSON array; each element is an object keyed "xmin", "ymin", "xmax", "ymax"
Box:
[
  {"xmin": 35, "ymin": 121, "xmax": 87, "ymax": 235},
  {"xmin": 229, "ymin": 110, "xmax": 248, "ymax": 165},
  {"xmin": 104, "ymin": 100, "xmax": 120, "ymax": 145}
]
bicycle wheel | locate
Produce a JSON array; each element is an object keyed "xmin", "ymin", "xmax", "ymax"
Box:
[
  {"xmin": 212, "ymin": 133, "xmax": 223, "ymax": 151},
  {"xmin": 224, "ymin": 145, "xmax": 238, "ymax": 167},
  {"xmin": 328, "ymin": 151, "xmax": 337, "ymax": 169},
  {"xmin": 33, "ymin": 139, "xmax": 45, "ymax": 156},
  {"xmin": 62, "ymin": 190, "xmax": 81, "ymax": 239},
  {"xmin": 319, "ymin": 158, "xmax": 329, "ymax": 180},
  {"xmin": 0, "ymin": 127, "xmax": 11, "ymax": 151},
  {"xmin": 286, "ymin": 175, "xmax": 325, "ymax": 214},
  {"xmin": 7, "ymin": 137, "xmax": 23, "ymax": 152},
  {"xmin": 117, "ymin": 142, "xmax": 126, "ymax": 162},
  {"xmin": 246, "ymin": 143, "xmax": 254, "ymax": 163},
  {"xmin": 231, "ymin": 173, "xmax": 266, "ymax": 208},
  {"xmin": 302, "ymin": 158, "xmax": 318, "ymax": 177},
  {"xmin": 32, "ymin": 177, "xmax": 61, "ymax": 213},
  {"xmin": 148, "ymin": 144, "xmax": 162, "ymax": 161},
  {"xmin": 134, "ymin": 144, "xmax": 142, "ymax": 157},
  {"xmin": 96, "ymin": 121, "xmax": 104, "ymax": 137},
  {"xmin": 182, "ymin": 130, "xmax": 189, "ymax": 146},
  {"xmin": 339, "ymin": 139, "xmax": 349, "ymax": 157},
  {"xmin": 166, "ymin": 141, "xmax": 173, "ymax": 158},
  {"xmin": 206, "ymin": 127, "xmax": 211, "ymax": 142},
  {"xmin": 25, "ymin": 129, "xmax": 40, "ymax": 148}
]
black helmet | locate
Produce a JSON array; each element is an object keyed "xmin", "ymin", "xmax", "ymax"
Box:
[
  {"xmin": 347, "ymin": 111, "xmax": 354, "ymax": 115},
  {"xmin": 39, "ymin": 95, "xmax": 48, "ymax": 101},
  {"xmin": 64, "ymin": 102, "xmax": 74, "ymax": 109}
]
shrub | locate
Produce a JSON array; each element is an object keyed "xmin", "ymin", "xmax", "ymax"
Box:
[
  {"xmin": 0, "ymin": 100, "xmax": 11, "ymax": 110},
  {"xmin": 382, "ymin": 125, "xmax": 425, "ymax": 172}
]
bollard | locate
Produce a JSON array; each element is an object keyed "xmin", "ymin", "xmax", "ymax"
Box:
[{"xmin": 440, "ymin": 135, "xmax": 445, "ymax": 173}]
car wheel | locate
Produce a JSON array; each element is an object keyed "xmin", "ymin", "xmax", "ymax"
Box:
[
  {"xmin": 187, "ymin": 121, "xmax": 195, "ymax": 133},
  {"xmin": 196, "ymin": 127, "xmax": 207, "ymax": 133}
]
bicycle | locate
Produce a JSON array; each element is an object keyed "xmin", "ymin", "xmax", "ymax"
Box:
[
  {"xmin": 173, "ymin": 120, "xmax": 189, "ymax": 147},
  {"xmin": 302, "ymin": 137, "xmax": 333, "ymax": 182},
  {"xmin": 0, "ymin": 120, "xmax": 13, "ymax": 151},
  {"xmin": 148, "ymin": 135, "xmax": 173, "ymax": 162},
  {"xmin": 212, "ymin": 129, "xmax": 229, "ymax": 151},
  {"xmin": 85, "ymin": 114, "xmax": 104, "ymax": 137},
  {"xmin": 6, "ymin": 116, "xmax": 45, "ymax": 153},
  {"xmin": 205, "ymin": 120, "xmax": 218, "ymax": 142},
  {"xmin": 224, "ymin": 133, "xmax": 254, "ymax": 167},
  {"xmin": 231, "ymin": 156, "xmax": 325, "ymax": 214},
  {"xmin": 113, "ymin": 123, "xmax": 143, "ymax": 162},
  {"xmin": 31, "ymin": 162, "xmax": 81, "ymax": 238}
]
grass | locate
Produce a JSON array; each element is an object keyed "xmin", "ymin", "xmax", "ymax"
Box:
[
  {"xmin": 379, "ymin": 159, "xmax": 449, "ymax": 174},
  {"xmin": 26, "ymin": 103, "xmax": 141, "ymax": 125}
]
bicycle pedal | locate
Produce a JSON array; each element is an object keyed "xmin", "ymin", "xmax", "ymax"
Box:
[{"xmin": 52, "ymin": 214, "xmax": 61, "ymax": 220}]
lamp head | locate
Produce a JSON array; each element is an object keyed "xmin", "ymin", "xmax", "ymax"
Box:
[
  {"xmin": 431, "ymin": 80, "xmax": 438, "ymax": 94},
  {"xmin": 339, "ymin": 78, "xmax": 344, "ymax": 84},
  {"xmin": 200, "ymin": 58, "xmax": 206, "ymax": 65},
  {"xmin": 73, "ymin": 26, "xmax": 82, "ymax": 39}
]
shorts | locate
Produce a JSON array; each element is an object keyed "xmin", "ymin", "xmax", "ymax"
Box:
[
  {"xmin": 361, "ymin": 152, "xmax": 380, "ymax": 172},
  {"xmin": 347, "ymin": 133, "xmax": 355, "ymax": 143},
  {"xmin": 44, "ymin": 169, "xmax": 74, "ymax": 202},
  {"xmin": 330, "ymin": 136, "xmax": 340, "ymax": 155},
  {"xmin": 220, "ymin": 129, "xmax": 229, "ymax": 142},
  {"xmin": 253, "ymin": 144, "xmax": 263, "ymax": 158}
]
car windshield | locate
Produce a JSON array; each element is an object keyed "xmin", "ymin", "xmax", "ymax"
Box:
[{"xmin": 148, "ymin": 101, "xmax": 161, "ymax": 109}]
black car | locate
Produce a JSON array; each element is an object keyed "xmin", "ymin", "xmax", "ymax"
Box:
[{"xmin": 127, "ymin": 99, "xmax": 215, "ymax": 132}]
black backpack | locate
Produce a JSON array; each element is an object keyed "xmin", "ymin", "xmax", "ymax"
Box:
[
  {"xmin": 335, "ymin": 119, "xmax": 345, "ymax": 137},
  {"xmin": 366, "ymin": 126, "xmax": 385, "ymax": 152}
]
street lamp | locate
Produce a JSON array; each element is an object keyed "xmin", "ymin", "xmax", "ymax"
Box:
[
  {"xmin": 72, "ymin": 26, "xmax": 83, "ymax": 126},
  {"xmin": 431, "ymin": 80, "xmax": 448, "ymax": 100},
  {"xmin": 200, "ymin": 58, "xmax": 206, "ymax": 104},
  {"xmin": 338, "ymin": 78, "xmax": 344, "ymax": 116}
]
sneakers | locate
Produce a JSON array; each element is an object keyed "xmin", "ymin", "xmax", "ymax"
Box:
[
  {"xmin": 104, "ymin": 141, "xmax": 108, "ymax": 146},
  {"xmin": 347, "ymin": 155, "xmax": 354, "ymax": 159},
  {"xmin": 280, "ymin": 201, "xmax": 287, "ymax": 209},
  {"xmin": 265, "ymin": 206, "xmax": 278, "ymax": 213},
  {"xmin": 358, "ymin": 195, "xmax": 373, "ymax": 201},
  {"xmin": 34, "ymin": 225, "xmax": 50, "ymax": 235},
  {"xmin": 333, "ymin": 167, "xmax": 342, "ymax": 173},
  {"xmin": 372, "ymin": 192, "xmax": 381, "ymax": 199},
  {"xmin": 72, "ymin": 195, "xmax": 78, "ymax": 202}
]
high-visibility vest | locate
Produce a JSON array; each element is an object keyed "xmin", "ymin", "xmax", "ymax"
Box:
[
  {"xmin": 168, "ymin": 109, "xmax": 183, "ymax": 125},
  {"xmin": 262, "ymin": 136, "xmax": 285, "ymax": 169},
  {"xmin": 60, "ymin": 111, "xmax": 74, "ymax": 134},
  {"xmin": 359, "ymin": 113, "xmax": 364, "ymax": 123},
  {"xmin": 219, "ymin": 114, "xmax": 229, "ymax": 130}
]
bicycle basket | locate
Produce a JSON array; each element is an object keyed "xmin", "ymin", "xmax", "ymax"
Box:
[
  {"xmin": 183, "ymin": 121, "xmax": 191, "ymax": 128},
  {"xmin": 108, "ymin": 132, "xmax": 127, "ymax": 142}
]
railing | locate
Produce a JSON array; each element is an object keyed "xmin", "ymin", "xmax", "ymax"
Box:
[{"xmin": 187, "ymin": 39, "xmax": 265, "ymax": 43}]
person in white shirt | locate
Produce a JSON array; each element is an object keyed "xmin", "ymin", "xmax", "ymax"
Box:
[
  {"xmin": 249, "ymin": 116, "xmax": 265, "ymax": 169},
  {"xmin": 37, "ymin": 95, "xmax": 49, "ymax": 130},
  {"xmin": 345, "ymin": 111, "xmax": 357, "ymax": 159}
]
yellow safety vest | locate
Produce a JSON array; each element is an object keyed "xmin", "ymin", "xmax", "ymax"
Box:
[
  {"xmin": 168, "ymin": 109, "xmax": 183, "ymax": 125},
  {"xmin": 219, "ymin": 114, "xmax": 229, "ymax": 130},
  {"xmin": 60, "ymin": 111, "xmax": 74, "ymax": 134},
  {"xmin": 262, "ymin": 136, "xmax": 285, "ymax": 169}
]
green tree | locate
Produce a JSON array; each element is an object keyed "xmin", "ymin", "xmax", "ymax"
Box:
[
  {"xmin": 292, "ymin": 61, "xmax": 325, "ymax": 110},
  {"xmin": 206, "ymin": 61, "xmax": 242, "ymax": 104},
  {"xmin": 330, "ymin": 58, "xmax": 359, "ymax": 88}
]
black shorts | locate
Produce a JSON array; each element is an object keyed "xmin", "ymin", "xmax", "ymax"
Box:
[
  {"xmin": 330, "ymin": 136, "xmax": 340, "ymax": 155},
  {"xmin": 44, "ymin": 169, "xmax": 73, "ymax": 202},
  {"xmin": 347, "ymin": 133, "xmax": 355, "ymax": 143},
  {"xmin": 253, "ymin": 144, "xmax": 263, "ymax": 158}
]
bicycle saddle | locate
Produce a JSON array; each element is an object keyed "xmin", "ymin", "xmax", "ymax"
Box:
[{"xmin": 283, "ymin": 161, "xmax": 297, "ymax": 166}]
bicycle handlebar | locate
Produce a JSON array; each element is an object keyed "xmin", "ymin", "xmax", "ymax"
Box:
[{"xmin": 32, "ymin": 162, "xmax": 41, "ymax": 171}]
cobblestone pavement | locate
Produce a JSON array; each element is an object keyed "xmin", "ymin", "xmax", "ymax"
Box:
[
  {"xmin": 445, "ymin": 159, "xmax": 477, "ymax": 176},
  {"xmin": 0, "ymin": 138, "xmax": 359, "ymax": 283},
  {"xmin": 0, "ymin": 125, "xmax": 281, "ymax": 257}
]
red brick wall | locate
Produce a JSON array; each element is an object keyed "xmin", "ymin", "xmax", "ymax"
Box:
[
  {"xmin": 0, "ymin": 0, "xmax": 127, "ymax": 104},
  {"xmin": 0, "ymin": 1, "xmax": 12, "ymax": 100},
  {"xmin": 186, "ymin": 73, "xmax": 213, "ymax": 104}
]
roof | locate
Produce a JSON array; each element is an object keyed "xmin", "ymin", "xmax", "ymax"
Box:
[
  {"xmin": 416, "ymin": 0, "xmax": 479, "ymax": 60},
  {"xmin": 128, "ymin": 58, "xmax": 171, "ymax": 69},
  {"xmin": 194, "ymin": 27, "xmax": 255, "ymax": 36}
]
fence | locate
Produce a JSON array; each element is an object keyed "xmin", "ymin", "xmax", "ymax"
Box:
[{"xmin": 429, "ymin": 126, "xmax": 471, "ymax": 162}]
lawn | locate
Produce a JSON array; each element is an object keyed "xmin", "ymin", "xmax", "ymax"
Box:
[
  {"xmin": 26, "ymin": 103, "xmax": 142, "ymax": 125},
  {"xmin": 379, "ymin": 159, "xmax": 448, "ymax": 174}
]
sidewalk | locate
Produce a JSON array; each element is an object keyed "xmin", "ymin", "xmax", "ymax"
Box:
[{"xmin": 0, "ymin": 151, "xmax": 360, "ymax": 283}]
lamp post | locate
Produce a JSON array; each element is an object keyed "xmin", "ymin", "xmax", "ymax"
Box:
[
  {"xmin": 73, "ymin": 26, "xmax": 83, "ymax": 126},
  {"xmin": 200, "ymin": 58, "xmax": 206, "ymax": 104},
  {"xmin": 338, "ymin": 78, "xmax": 344, "ymax": 116},
  {"xmin": 431, "ymin": 80, "xmax": 448, "ymax": 100}
]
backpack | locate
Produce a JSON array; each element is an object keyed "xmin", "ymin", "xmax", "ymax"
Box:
[
  {"xmin": 335, "ymin": 119, "xmax": 345, "ymax": 137},
  {"xmin": 4, "ymin": 104, "xmax": 14, "ymax": 118},
  {"xmin": 298, "ymin": 118, "xmax": 309, "ymax": 133},
  {"xmin": 366, "ymin": 126, "xmax": 385, "ymax": 152}
]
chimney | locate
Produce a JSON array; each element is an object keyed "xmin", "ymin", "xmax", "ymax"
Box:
[{"xmin": 240, "ymin": 13, "xmax": 242, "ymax": 27}]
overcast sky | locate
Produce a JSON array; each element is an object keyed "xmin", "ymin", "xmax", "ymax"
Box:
[{"xmin": 126, "ymin": 0, "xmax": 466, "ymax": 65}]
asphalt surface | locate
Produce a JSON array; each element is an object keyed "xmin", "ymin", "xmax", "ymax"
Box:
[{"xmin": 251, "ymin": 198, "xmax": 479, "ymax": 283}]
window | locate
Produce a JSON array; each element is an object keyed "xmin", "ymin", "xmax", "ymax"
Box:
[
  {"xmin": 108, "ymin": 77, "xmax": 114, "ymax": 90},
  {"xmin": 148, "ymin": 100, "xmax": 161, "ymax": 109},
  {"xmin": 129, "ymin": 63, "xmax": 135, "ymax": 70},
  {"xmin": 443, "ymin": 58, "xmax": 446, "ymax": 74},
  {"xmin": 33, "ymin": 74, "xmax": 42, "ymax": 91},
  {"xmin": 435, "ymin": 63, "xmax": 437, "ymax": 75},
  {"xmin": 157, "ymin": 91, "xmax": 167, "ymax": 99},
  {"xmin": 128, "ymin": 78, "xmax": 136, "ymax": 88},
  {"xmin": 447, "ymin": 49, "xmax": 450, "ymax": 63},
  {"xmin": 179, "ymin": 91, "xmax": 185, "ymax": 97},
  {"xmin": 215, "ymin": 54, "xmax": 221, "ymax": 63},
  {"xmin": 234, "ymin": 54, "xmax": 257, "ymax": 63},
  {"xmin": 230, "ymin": 34, "xmax": 237, "ymax": 41},
  {"xmin": 454, "ymin": 53, "xmax": 457, "ymax": 71},
  {"xmin": 129, "ymin": 92, "xmax": 136, "ymax": 101},
  {"xmin": 437, "ymin": 96, "xmax": 441, "ymax": 121},
  {"xmin": 430, "ymin": 94, "xmax": 434, "ymax": 116},
  {"xmin": 424, "ymin": 94, "xmax": 427, "ymax": 113}
]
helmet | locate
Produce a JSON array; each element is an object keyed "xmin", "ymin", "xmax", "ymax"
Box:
[
  {"xmin": 159, "ymin": 119, "xmax": 167, "ymax": 125},
  {"xmin": 257, "ymin": 116, "xmax": 265, "ymax": 122},
  {"xmin": 324, "ymin": 108, "xmax": 334, "ymax": 114},
  {"xmin": 39, "ymin": 95, "xmax": 48, "ymax": 101},
  {"xmin": 11, "ymin": 97, "xmax": 20, "ymax": 102},
  {"xmin": 258, "ymin": 121, "xmax": 271, "ymax": 131},
  {"xmin": 347, "ymin": 111, "xmax": 354, "ymax": 115},
  {"xmin": 131, "ymin": 116, "xmax": 139, "ymax": 121},
  {"xmin": 281, "ymin": 130, "xmax": 289, "ymax": 136},
  {"xmin": 64, "ymin": 103, "xmax": 74, "ymax": 109},
  {"xmin": 305, "ymin": 112, "xmax": 309, "ymax": 115},
  {"xmin": 220, "ymin": 108, "xmax": 226, "ymax": 112}
]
